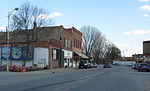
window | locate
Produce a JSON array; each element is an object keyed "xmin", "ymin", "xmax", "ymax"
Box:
[
  {"xmin": 52, "ymin": 49, "xmax": 59, "ymax": 60},
  {"xmin": 66, "ymin": 39, "xmax": 67, "ymax": 48},
  {"xmin": 63, "ymin": 38, "xmax": 65, "ymax": 47},
  {"xmin": 80, "ymin": 41, "xmax": 81, "ymax": 49},
  {"xmin": 71, "ymin": 41, "xmax": 72, "ymax": 49},
  {"xmin": 68, "ymin": 40, "xmax": 70, "ymax": 48},
  {"xmin": 74, "ymin": 38, "xmax": 76, "ymax": 47},
  {"xmin": 53, "ymin": 49, "xmax": 57, "ymax": 60},
  {"xmin": 77, "ymin": 40, "xmax": 79, "ymax": 48},
  {"xmin": 76, "ymin": 39, "xmax": 77, "ymax": 48}
]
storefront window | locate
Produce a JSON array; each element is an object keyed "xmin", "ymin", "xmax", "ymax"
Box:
[{"xmin": 53, "ymin": 49, "xmax": 56, "ymax": 60}]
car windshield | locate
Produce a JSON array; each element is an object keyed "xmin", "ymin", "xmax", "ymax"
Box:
[
  {"xmin": 83, "ymin": 61, "xmax": 88, "ymax": 64},
  {"xmin": 140, "ymin": 63, "xmax": 149, "ymax": 66},
  {"xmin": 105, "ymin": 63, "xmax": 110, "ymax": 65},
  {"xmin": 93, "ymin": 63, "xmax": 96, "ymax": 65}
]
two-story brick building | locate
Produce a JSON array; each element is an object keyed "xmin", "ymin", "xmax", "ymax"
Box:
[{"xmin": 0, "ymin": 25, "xmax": 88, "ymax": 69}]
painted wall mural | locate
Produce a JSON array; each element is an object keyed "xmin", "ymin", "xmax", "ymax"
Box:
[{"xmin": 1, "ymin": 46, "xmax": 34, "ymax": 60}]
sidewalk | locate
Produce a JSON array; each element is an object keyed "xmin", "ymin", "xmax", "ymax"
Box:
[
  {"xmin": 37, "ymin": 67, "xmax": 78, "ymax": 74},
  {"xmin": 0, "ymin": 67, "xmax": 78, "ymax": 75}
]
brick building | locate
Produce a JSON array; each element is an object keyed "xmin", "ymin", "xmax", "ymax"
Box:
[
  {"xmin": 62, "ymin": 28, "xmax": 73, "ymax": 67},
  {"xmin": 143, "ymin": 40, "xmax": 150, "ymax": 62},
  {"xmin": 0, "ymin": 25, "xmax": 88, "ymax": 69}
]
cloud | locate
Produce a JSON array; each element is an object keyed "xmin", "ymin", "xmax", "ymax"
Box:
[
  {"xmin": 139, "ymin": 0, "xmax": 149, "ymax": 2},
  {"xmin": 32, "ymin": 12, "xmax": 63, "ymax": 20},
  {"xmin": 140, "ymin": 5, "xmax": 150, "ymax": 11},
  {"xmin": 123, "ymin": 30, "xmax": 150, "ymax": 35},
  {"xmin": 143, "ymin": 14, "xmax": 149, "ymax": 17},
  {"xmin": 49, "ymin": 12, "xmax": 63, "ymax": 18},
  {"xmin": 0, "ymin": 26, "xmax": 5, "ymax": 31}
]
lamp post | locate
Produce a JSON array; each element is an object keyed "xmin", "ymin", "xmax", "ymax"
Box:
[{"xmin": 7, "ymin": 8, "xmax": 19, "ymax": 72}]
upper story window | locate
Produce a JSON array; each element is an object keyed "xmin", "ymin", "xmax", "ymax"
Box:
[
  {"xmin": 65, "ymin": 39, "xmax": 67, "ymax": 48},
  {"xmin": 74, "ymin": 38, "xmax": 75, "ymax": 47},
  {"xmin": 63, "ymin": 38, "xmax": 65, "ymax": 47},
  {"xmin": 80, "ymin": 41, "xmax": 82, "ymax": 49},
  {"xmin": 71, "ymin": 41, "xmax": 72, "ymax": 49},
  {"xmin": 68, "ymin": 40, "xmax": 69, "ymax": 48}
]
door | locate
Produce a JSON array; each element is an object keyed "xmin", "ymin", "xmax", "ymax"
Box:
[{"xmin": 61, "ymin": 51, "xmax": 64, "ymax": 67}]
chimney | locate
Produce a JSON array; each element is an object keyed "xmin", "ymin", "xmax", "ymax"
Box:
[{"xmin": 33, "ymin": 22, "xmax": 37, "ymax": 29}]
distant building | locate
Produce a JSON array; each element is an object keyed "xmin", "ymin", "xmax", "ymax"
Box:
[
  {"xmin": 143, "ymin": 40, "xmax": 150, "ymax": 62},
  {"xmin": 113, "ymin": 57, "xmax": 136, "ymax": 65}
]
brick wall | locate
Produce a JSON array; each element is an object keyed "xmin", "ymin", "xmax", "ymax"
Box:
[
  {"xmin": 72, "ymin": 27, "xmax": 82, "ymax": 53},
  {"xmin": 143, "ymin": 41, "xmax": 150, "ymax": 54},
  {"xmin": 0, "ymin": 26, "xmax": 63, "ymax": 43},
  {"xmin": 62, "ymin": 28, "xmax": 73, "ymax": 51}
]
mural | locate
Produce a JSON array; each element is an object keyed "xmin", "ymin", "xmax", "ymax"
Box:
[
  {"xmin": 1, "ymin": 46, "xmax": 34, "ymax": 60},
  {"xmin": 1, "ymin": 47, "xmax": 10, "ymax": 59}
]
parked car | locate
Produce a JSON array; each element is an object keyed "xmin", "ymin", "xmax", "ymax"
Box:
[
  {"xmin": 129, "ymin": 63, "xmax": 134, "ymax": 67},
  {"xmin": 89, "ymin": 62, "xmax": 94, "ymax": 68},
  {"xmin": 137, "ymin": 62, "xmax": 150, "ymax": 72},
  {"xmin": 103, "ymin": 62, "xmax": 111, "ymax": 68},
  {"xmin": 78, "ymin": 61, "xmax": 89, "ymax": 69},
  {"xmin": 113, "ymin": 63, "xmax": 120, "ymax": 66},
  {"xmin": 132, "ymin": 63, "xmax": 139, "ymax": 69},
  {"xmin": 89, "ymin": 62, "xmax": 97, "ymax": 68},
  {"xmin": 92, "ymin": 62, "xmax": 97, "ymax": 68}
]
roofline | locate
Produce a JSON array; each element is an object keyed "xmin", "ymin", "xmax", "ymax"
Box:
[{"xmin": 143, "ymin": 40, "xmax": 150, "ymax": 43}]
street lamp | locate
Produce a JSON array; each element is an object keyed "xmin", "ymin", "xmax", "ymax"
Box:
[{"xmin": 7, "ymin": 8, "xmax": 19, "ymax": 72}]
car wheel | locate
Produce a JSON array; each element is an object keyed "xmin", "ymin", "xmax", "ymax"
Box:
[{"xmin": 138, "ymin": 69, "xmax": 140, "ymax": 72}]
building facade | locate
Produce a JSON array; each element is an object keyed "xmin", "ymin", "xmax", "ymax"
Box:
[
  {"xmin": 0, "ymin": 25, "xmax": 88, "ymax": 69},
  {"xmin": 143, "ymin": 40, "xmax": 150, "ymax": 62}
]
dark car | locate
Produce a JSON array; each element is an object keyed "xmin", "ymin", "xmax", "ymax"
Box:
[
  {"xmin": 89, "ymin": 62, "xmax": 94, "ymax": 68},
  {"xmin": 92, "ymin": 62, "xmax": 97, "ymax": 68},
  {"xmin": 103, "ymin": 62, "xmax": 111, "ymax": 68},
  {"xmin": 89, "ymin": 62, "xmax": 97, "ymax": 68},
  {"xmin": 113, "ymin": 63, "xmax": 120, "ymax": 66},
  {"xmin": 78, "ymin": 61, "xmax": 89, "ymax": 69},
  {"xmin": 137, "ymin": 63, "xmax": 150, "ymax": 72},
  {"xmin": 132, "ymin": 63, "xmax": 139, "ymax": 69}
]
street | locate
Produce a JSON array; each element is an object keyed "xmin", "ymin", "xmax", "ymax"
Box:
[{"xmin": 0, "ymin": 66, "xmax": 150, "ymax": 91}]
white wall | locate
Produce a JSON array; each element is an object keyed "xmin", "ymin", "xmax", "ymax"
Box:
[
  {"xmin": 63, "ymin": 49, "xmax": 72, "ymax": 58},
  {"xmin": 113, "ymin": 60, "xmax": 136, "ymax": 65},
  {"xmin": 34, "ymin": 47, "xmax": 49, "ymax": 68}
]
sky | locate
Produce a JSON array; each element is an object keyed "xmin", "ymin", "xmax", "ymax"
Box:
[{"xmin": 0, "ymin": 0, "xmax": 150, "ymax": 57}]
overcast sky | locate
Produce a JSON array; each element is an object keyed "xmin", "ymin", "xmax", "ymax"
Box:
[{"xmin": 1, "ymin": 0, "xmax": 150, "ymax": 57}]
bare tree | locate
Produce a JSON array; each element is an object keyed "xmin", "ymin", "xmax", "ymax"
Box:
[
  {"xmin": 11, "ymin": 3, "xmax": 54, "ymax": 66},
  {"xmin": 104, "ymin": 43, "xmax": 121, "ymax": 63},
  {"xmin": 93, "ymin": 35, "xmax": 107, "ymax": 63},
  {"xmin": 80, "ymin": 26, "xmax": 121, "ymax": 64},
  {"xmin": 80, "ymin": 26, "xmax": 102, "ymax": 57}
]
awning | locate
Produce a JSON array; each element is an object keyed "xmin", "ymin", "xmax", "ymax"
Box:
[{"xmin": 74, "ymin": 52, "xmax": 89, "ymax": 59}]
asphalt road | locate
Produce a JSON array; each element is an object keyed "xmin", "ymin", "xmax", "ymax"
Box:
[{"xmin": 0, "ymin": 66, "xmax": 150, "ymax": 91}]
